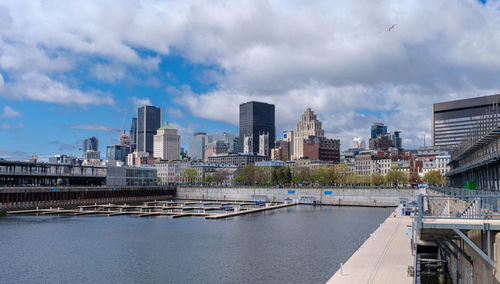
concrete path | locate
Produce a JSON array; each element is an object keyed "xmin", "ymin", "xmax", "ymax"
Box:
[{"xmin": 327, "ymin": 207, "xmax": 413, "ymax": 284}]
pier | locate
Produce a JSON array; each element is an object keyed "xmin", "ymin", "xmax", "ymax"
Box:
[
  {"xmin": 5, "ymin": 199, "xmax": 296, "ymax": 219},
  {"xmin": 327, "ymin": 206, "xmax": 413, "ymax": 284}
]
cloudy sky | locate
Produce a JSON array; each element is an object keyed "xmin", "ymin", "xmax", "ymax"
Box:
[{"xmin": 0, "ymin": 0, "xmax": 498, "ymax": 160}]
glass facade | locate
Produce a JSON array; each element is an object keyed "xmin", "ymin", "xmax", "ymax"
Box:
[
  {"xmin": 137, "ymin": 106, "xmax": 161, "ymax": 156},
  {"xmin": 239, "ymin": 101, "xmax": 275, "ymax": 155}
]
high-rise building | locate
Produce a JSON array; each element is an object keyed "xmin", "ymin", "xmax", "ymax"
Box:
[
  {"xmin": 188, "ymin": 132, "xmax": 210, "ymax": 160},
  {"xmin": 293, "ymin": 108, "xmax": 324, "ymax": 160},
  {"xmin": 205, "ymin": 140, "xmax": 229, "ymax": 159},
  {"xmin": 106, "ymin": 145, "xmax": 130, "ymax": 163},
  {"xmin": 351, "ymin": 137, "xmax": 367, "ymax": 149},
  {"xmin": 137, "ymin": 105, "xmax": 161, "ymax": 156},
  {"xmin": 432, "ymin": 94, "xmax": 500, "ymax": 148},
  {"xmin": 390, "ymin": 131, "xmax": 402, "ymax": 149},
  {"xmin": 130, "ymin": 118, "xmax": 137, "ymax": 151},
  {"xmin": 239, "ymin": 101, "xmax": 275, "ymax": 156},
  {"xmin": 303, "ymin": 136, "xmax": 340, "ymax": 163},
  {"xmin": 83, "ymin": 136, "xmax": 98, "ymax": 152},
  {"xmin": 282, "ymin": 131, "xmax": 294, "ymax": 160},
  {"xmin": 153, "ymin": 122, "xmax": 180, "ymax": 160},
  {"xmin": 371, "ymin": 122, "xmax": 387, "ymax": 139}
]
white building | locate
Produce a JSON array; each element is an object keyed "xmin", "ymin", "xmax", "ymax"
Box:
[
  {"xmin": 355, "ymin": 154, "xmax": 392, "ymax": 176},
  {"xmin": 243, "ymin": 134, "xmax": 253, "ymax": 154},
  {"xmin": 436, "ymin": 155, "xmax": 451, "ymax": 176},
  {"xmin": 153, "ymin": 122, "xmax": 180, "ymax": 160},
  {"xmin": 258, "ymin": 132, "xmax": 269, "ymax": 156},
  {"xmin": 293, "ymin": 108, "xmax": 324, "ymax": 160},
  {"xmin": 155, "ymin": 160, "xmax": 190, "ymax": 184}
]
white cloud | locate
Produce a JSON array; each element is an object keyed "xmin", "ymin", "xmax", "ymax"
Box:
[
  {"xmin": 1, "ymin": 105, "xmax": 21, "ymax": 117},
  {"xmin": 1, "ymin": 1, "xmax": 500, "ymax": 147},
  {"xmin": 69, "ymin": 123, "xmax": 111, "ymax": 131},
  {"xmin": 2, "ymin": 73, "xmax": 114, "ymax": 106},
  {"xmin": 130, "ymin": 96, "xmax": 152, "ymax": 110},
  {"xmin": 17, "ymin": 122, "xmax": 24, "ymax": 128},
  {"xmin": 0, "ymin": 73, "xmax": 4, "ymax": 90},
  {"xmin": 1, "ymin": 123, "xmax": 10, "ymax": 129}
]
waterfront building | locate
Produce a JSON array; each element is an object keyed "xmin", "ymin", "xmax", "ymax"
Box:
[
  {"xmin": 207, "ymin": 153, "xmax": 270, "ymax": 167},
  {"xmin": 0, "ymin": 159, "xmax": 106, "ymax": 186},
  {"xmin": 106, "ymin": 165, "xmax": 157, "ymax": 187},
  {"xmin": 293, "ymin": 108, "xmax": 324, "ymax": 160},
  {"xmin": 106, "ymin": 145, "xmax": 130, "ymax": 163},
  {"xmin": 83, "ymin": 136, "xmax": 98, "ymax": 153},
  {"xmin": 188, "ymin": 132, "xmax": 210, "ymax": 161},
  {"xmin": 130, "ymin": 117, "xmax": 137, "ymax": 152},
  {"xmin": 354, "ymin": 154, "xmax": 392, "ymax": 176},
  {"xmin": 370, "ymin": 122, "xmax": 387, "ymax": 139},
  {"xmin": 155, "ymin": 160, "xmax": 190, "ymax": 184},
  {"xmin": 432, "ymin": 94, "xmax": 500, "ymax": 148},
  {"xmin": 271, "ymin": 140, "xmax": 289, "ymax": 162},
  {"xmin": 303, "ymin": 136, "xmax": 340, "ymax": 163},
  {"xmin": 126, "ymin": 151, "xmax": 155, "ymax": 166},
  {"xmin": 83, "ymin": 150, "xmax": 100, "ymax": 161},
  {"xmin": 153, "ymin": 122, "xmax": 180, "ymax": 161},
  {"xmin": 239, "ymin": 101, "xmax": 275, "ymax": 156},
  {"xmin": 137, "ymin": 105, "xmax": 161, "ymax": 156},
  {"xmin": 255, "ymin": 160, "xmax": 286, "ymax": 168},
  {"xmin": 436, "ymin": 155, "xmax": 451, "ymax": 176}
]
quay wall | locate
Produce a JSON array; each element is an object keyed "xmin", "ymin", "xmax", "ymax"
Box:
[
  {"xmin": 176, "ymin": 187, "xmax": 418, "ymax": 207},
  {"xmin": 0, "ymin": 186, "xmax": 176, "ymax": 210}
]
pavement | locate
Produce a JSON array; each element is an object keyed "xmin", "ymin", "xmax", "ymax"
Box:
[{"xmin": 327, "ymin": 206, "xmax": 413, "ymax": 284}]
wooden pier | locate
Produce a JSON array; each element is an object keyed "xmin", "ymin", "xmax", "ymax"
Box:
[{"xmin": 6, "ymin": 200, "xmax": 297, "ymax": 219}]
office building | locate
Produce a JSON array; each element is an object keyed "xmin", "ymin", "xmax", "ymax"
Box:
[
  {"xmin": 106, "ymin": 145, "xmax": 130, "ymax": 163},
  {"xmin": 303, "ymin": 136, "xmax": 340, "ymax": 163},
  {"xmin": 258, "ymin": 132, "xmax": 269, "ymax": 156},
  {"xmin": 205, "ymin": 140, "xmax": 229, "ymax": 159},
  {"xmin": 137, "ymin": 105, "xmax": 161, "ymax": 156},
  {"xmin": 432, "ymin": 94, "xmax": 500, "ymax": 148},
  {"xmin": 207, "ymin": 153, "xmax": 270, "ymax": 167},
  {"xmin": 153, "ymin": 122, "xmax": 180, "ymax": 161},
  {"xmin": 390, "ymin": 131, "xmax": 402, "ymax": 149},
  {"xmin": 83, "ymin": 136, "xmax": 98, "ymax": 152},
  {"xmin": 239, "ymin": 101, "xmax": 275, "ymax": 156},
  {"xmin": 188, "ymin": 132, "xmax": 210, "ymax": 161},
  {"xmin": 293, "ymin": 108, "xmax": 324, "ymax": 160},
  {"xmin": 282, "ymin": 131, "xmax": 295, "ymax": 159},
  {"xmin": 371, "ymin": 123, "xmax": 387, "ymax": 139},
  {"xmin": 130, "ymin": 118, "xmax": 137, "ymax": 151},
  {"xmin": 352, "ymin": 137, "xmax": 367, "ymax": 149}
]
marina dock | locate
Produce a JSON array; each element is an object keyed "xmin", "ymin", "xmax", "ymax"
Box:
[
  {"xmin": 327, "ymin": 206, "xmax": 413, "ymax": 284},
  {"xmin": 6, "ymin": 200, "xmax": 296, "ymax": 219}
]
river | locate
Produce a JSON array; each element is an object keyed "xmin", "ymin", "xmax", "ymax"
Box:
[{"xmin": 0, "ymin": 205, "xmax": 393, "ymax": 283}]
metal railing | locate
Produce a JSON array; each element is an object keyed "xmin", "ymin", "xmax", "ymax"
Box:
[{"xmin": 417, "ymin": 194, "xmax": 500, "ymax": 224}]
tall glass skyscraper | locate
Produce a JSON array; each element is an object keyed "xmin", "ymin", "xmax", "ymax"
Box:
[
  {"xmin": 130, "ymin": 118, "xmax": 137, "ymax": 152},
  {"xmin": 370, "ymin": 123, "xmax": 387, "ymax": 139},
  {"xmin": 83, "ymin": 136, "xmax": 98, "ymax": 152},
  {"xmin": 137, "ymin": 105, "xmax": 161, "ymax": 156},
  {"xmin": 239, "ymin": 101, "xmax": 275, "ymax": 156}
]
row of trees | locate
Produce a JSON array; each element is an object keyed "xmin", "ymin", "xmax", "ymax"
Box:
[
  {"xmin": 234, "ymin": 164, "xmax": 447, "ymax": 187},
  {"xmin": 181, "ymin": 164, "xmax": 447, "ymax": 187}
]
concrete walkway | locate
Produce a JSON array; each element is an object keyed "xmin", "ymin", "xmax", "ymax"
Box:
[{"xmin": 327, "ymin": 207, "xmax": 413, "ymax": 284}]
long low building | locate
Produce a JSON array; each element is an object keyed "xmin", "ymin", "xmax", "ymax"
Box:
[{"xmin": 0, "ymin": 159, "xmax": 106, "ymax": 187}]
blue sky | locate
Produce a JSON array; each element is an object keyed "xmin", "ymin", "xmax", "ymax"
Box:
[{"xmin": 1, "ymin": 0, "xmax": 499, "ymax": 160}]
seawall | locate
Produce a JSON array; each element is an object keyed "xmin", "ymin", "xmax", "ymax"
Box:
[{"xmin": 176, "ymin": 187, "xmax": 418, "ymax": 207}]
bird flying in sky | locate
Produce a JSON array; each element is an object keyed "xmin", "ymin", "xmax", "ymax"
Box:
[{"xmin": 388, "ymin": 24, "xmax": 397, "ymax": 32}]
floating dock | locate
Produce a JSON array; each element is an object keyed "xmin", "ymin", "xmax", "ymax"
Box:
[
  {"xmin": 327, "ymin": 206, "xmax": 413, "ymax": 284},
  {"xmin": 6, "ymin": 200, "xmax": 297, "ymax": 219}
]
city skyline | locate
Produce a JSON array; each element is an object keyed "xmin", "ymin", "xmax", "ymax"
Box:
[{"xmin": 1, "ymin": 0, "xmax": 499, "ymax": 160}]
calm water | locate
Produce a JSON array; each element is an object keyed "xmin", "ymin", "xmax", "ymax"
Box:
[{"xmin": 0, "ymin": 205, "xmax": 393, "ymax": 284}]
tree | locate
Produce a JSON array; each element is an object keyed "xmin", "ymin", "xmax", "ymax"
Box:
[
  {"xmin": 334, "ymin": 163, "xmax": 352, "ymax": 185},
  {"xmin": 385, "ymin": 166, "xmax": 408, "ymax": 187},
  {"xmin": 285, "ymin": 167, "xmax": 292, "ymax": 185},
  {"xmin": 292, "ymin": 168, "xmax": 311, "ymax": 185},
  {"xmin": 423, "ymin": 170, "xmax": 442, "ymax": 186},
  {"xmin": 272, "ymin": 168, "xmax": 279, "ymax": 185},
  {"xmin": 234, "ymin": 176, "xmax": 244, "ymax": 184},
  {"xmin": 370, "ymin": 173, "xmax": 385, "ymax": 186},
  {"xmin": 213, "ymin": 170, "xmax": 227, "ymax": 185},
  {"xmin": 202, "ymin": 175, "xmax": 213, "ymax": 184},
  {"xmin": 312, "ymin": 167, "xmax": 329, "ymax": 185},
  {"xmin": 241, "ymin": 164, "xmax": 257, "ymax": 185},
  {"xmin": 409, "ymin": 171, "xmax": 421, "ymax": 185},
  {"xmin": 182, "ymin": 168, "xmax": 198, "ymax": 184},
  {"xmin": 358, "ymin": 174, "xmax": 370, "ymax": 186}
]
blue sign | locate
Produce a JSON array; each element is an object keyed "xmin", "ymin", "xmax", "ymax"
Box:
[
  {"xmin": 324, "ymin": 191, "xmax": 332, "ymax": 195},
  {"xmin": 113, "ymin": 187, "xmax": 117, "ymax": 191},
  {"xmin": 283, "ymin": 133, "xmax": 287, "ymax": 138},
  {"xmin": 288, "ymin": 190, "xmax": 296, "ymax": 194},
  {"xmin": 51, "ymin": 188, "xmax": 57, "ymax": 192}
]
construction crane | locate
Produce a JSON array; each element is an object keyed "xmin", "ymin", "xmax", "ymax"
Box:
[
  {"xmin": 72, "ymin": 132, "xmax": 82, "ymax": 159},
  {"xmin": 117, "ymin": 109, "xmax": 129, "ymax": 140}
]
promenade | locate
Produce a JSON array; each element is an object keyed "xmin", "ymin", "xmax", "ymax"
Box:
[{"xmin": 327, "ymin": 206, "xmax": 413, "ymax": 284}]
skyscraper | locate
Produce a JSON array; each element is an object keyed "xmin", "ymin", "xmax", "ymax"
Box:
[
  {"xmin": 188, "ymin": 132, "xmax": 210, "ymax": 160},
  {"xmin": 371, "ymin": 122, "xmax": 387, "ymax": 139},
  {"xmin": 239, "ymin": 101, "xmax": 275, "ymax": 156},
  {"xmin": 83, "ymin": 136, "xmax": 98, "ymax": 152},
  {"xmin": 130, "ymin": 118, "xmax": 137, "ymax": 151},
  {"xmin": 293, "ymin": 108, "xmax": 324, "ymax": 160},
  {"xmin": 153, "ymin": 122, "xmax": 180, "ymax": 160},
  {"xmin": 137, "ymin": 105, "xmax": 161, "ymax": 156}
]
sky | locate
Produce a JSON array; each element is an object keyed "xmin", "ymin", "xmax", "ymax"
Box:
[{"xmin": 0, "ymin": 0, "xmax": 499, "ymax": 161}]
